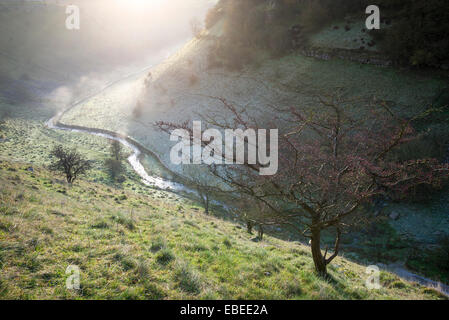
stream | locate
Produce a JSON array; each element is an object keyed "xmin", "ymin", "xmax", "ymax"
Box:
[{"xmin": 44, "ymin": 66, "xmax": 196, "ymax": 195}]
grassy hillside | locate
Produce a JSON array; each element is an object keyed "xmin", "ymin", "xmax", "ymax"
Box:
[{"xmin": 0, "ymin": 160, "xmax": 445, "ymax": 300}]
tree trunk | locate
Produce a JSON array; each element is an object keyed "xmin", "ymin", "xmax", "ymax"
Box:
[
  {"xmin": 311, "ymin": 228, "xmax": 327, "ymax": 277},
  {"xmin": 258, "ymin": 225, "xmax": 264, "ymax": 241},
  {"xmin": 247, "ymin": 220, "xmax": 253, "ymax": 234},
  {"xmin": 198, "ymin": 188, "xmax": 209, "ymax": 214}
]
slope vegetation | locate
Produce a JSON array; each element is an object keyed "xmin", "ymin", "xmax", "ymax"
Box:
[{"xmin": 0, "ymin": 161, "xmax": 445, "ymax": 300}]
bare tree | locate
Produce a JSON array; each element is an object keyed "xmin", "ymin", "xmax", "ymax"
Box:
[
  {"xmin": 183, "ymin": 166, "xmax": 218, "ymax": 214},
  {"xmin": 105, "ymin": 140, "xmax": 125, "ymax": 182},
  {"xmin": 105, "ymin": 158, "xmax": 125, "ymax": 182},
  {"xmin": 156, "ymin": 92, "xmax": 449, "ymax": 276},
  {"xmin": 49, "ymin": 145, "xmax": 91, "ymax": 184},
  {"xmin": 110, "ymin": 140, "xmax": 123, "ymax": 161},
  {"xmin": 234, "ymin": 196, "xmax": 274, "ymax": 241}
]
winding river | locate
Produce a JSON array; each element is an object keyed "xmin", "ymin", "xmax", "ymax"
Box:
[{"xmin": 45, "ymin": 65, "xmax": 196, "ymax": 195}]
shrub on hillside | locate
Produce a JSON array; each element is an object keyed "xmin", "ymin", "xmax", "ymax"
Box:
[
  {"xmin": 156, "ymin": 248, "xmax": 175, "ymax": 265},
  {"xmin": 174, "ymin": 261, "xmax": 202, "ymax": 294},
  {"xmin": 105, "ymin": 158, "xmax": 125, "ymax": 182}
]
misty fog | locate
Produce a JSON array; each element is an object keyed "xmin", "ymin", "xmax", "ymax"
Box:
[{"xmin": 0, "ymin": 0, "xmax": 217, "ymax": 104}]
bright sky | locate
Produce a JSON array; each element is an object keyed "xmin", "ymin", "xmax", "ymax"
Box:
[{"xmin": 114, "ymin": 0, "xmax": 163, "ymax": 8}]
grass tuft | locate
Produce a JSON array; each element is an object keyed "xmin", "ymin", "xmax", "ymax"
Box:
[
  {"xmin": 156, "ymin": 248, "xmax": 175, "ymax": 266},
  {"xmin": 174, "ymin": 261, "xmax": 202, "ymax": 295}
]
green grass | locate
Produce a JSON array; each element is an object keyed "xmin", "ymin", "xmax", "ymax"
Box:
[{"xmin": 0, "ymin": 161, "xmax": 445, "ymax": 300}]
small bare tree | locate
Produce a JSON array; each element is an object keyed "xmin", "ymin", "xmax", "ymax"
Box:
[
  {"xmin": 183, "ymin": 166, "xmax": 218, "ymax": 214},
  {"xmin": 235, "ymin": 196, "xmax": 275, "ymax": 241},
  {"xmin": 105, "ymin": 140, "xmax": 125, "ymax": 182},
  {"xmin": 110, "ymin": 140, "xmax": 123, "ymax": 161},
  {"xmin": 105, "ymin": 158, "xmax": 125, "ymax": 182},
  {"xmin": 49, "ymin": 145, "xmax": 91, "ymax": 184}
]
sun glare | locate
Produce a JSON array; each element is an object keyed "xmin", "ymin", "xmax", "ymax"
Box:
[{"xmin": 115, "ymin": 0, "xmax": 164, "ymax": 10}]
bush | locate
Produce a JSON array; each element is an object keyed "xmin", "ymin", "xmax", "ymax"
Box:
[
  {"xmin": 223, "ymin": 238, "xmax": 232, "ymax": 248},
  {"xmin": 105, "ymin": 159, "xmax": 125, "ymax": 182},
  {"xmin": 121, "ymin": 257, "xmax": 137, "ymax": 271},
  {"xmin": 156, "ymin": 248, "xmax": 175, "ymax": 265},
  {"xmin": 390, "ymin": 281, "xmax": 407, "ymax": 289},
  {"xmin": 150, "ymin": 237, "xmax": 166, "ymax": 252},
  {"xmin": 174, "ymin": 261, "xmax": 202, "ymax": 294},
  {"xmin": 110, "ymin": 213, "xmax": 135, "ymax": 230},
  {"xmin": 144, "ymin": 282, "xmax": 166, "ymax": 300},
  {"xmin": 136, "ymin": 259, "xmax": 149, "ymax": 279},
  {"xmin": 90, "ymin": 219, "xmax": 110, "ymax": 229}
]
